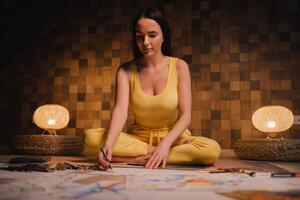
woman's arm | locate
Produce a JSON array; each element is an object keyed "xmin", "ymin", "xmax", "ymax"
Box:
[
  {"xmin": 161, "ymin": 58, "xmax": 192, "ymax": 146},
  {"xmin": 98, "ymin": 66, "xmax": 130, "ymax": 170},
  {"xmin": 146, "ymin": 59, "xmax": 192, "ymax": 169},
  {"xmin": 104, "ymin": 66, "xmax": 130, "ymax": 149}
]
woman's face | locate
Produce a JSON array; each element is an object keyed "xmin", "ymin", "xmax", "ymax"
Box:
[{"xmin": 135, "ymin": 17, "xmax": 164, "ymax": 57}]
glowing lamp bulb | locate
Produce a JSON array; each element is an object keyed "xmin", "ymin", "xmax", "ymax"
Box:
[
  {"xmin": 48, "ymin": 119, "xmax": 56, "ymax": 126},
  {"xmin": 267, "ymin": 120, "xmax": 276, "ymax": 129}
]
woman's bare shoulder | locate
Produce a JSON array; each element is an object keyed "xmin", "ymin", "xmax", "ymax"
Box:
[
  {"xmin": 175, "ymin": 58, "xmax": 190, "ymax": 75},
  {"xmin": 117, "ymin": 60, "xmax": 137, "ymax": 82}
]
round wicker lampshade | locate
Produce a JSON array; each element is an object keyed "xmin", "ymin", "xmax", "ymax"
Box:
[
  {"xmin": 33, "ymin": 104, "xmax": 69, "ymax": 134},
  {"xmin": 252, "ymin": 105, "xmax": 294, "ymax": 134}
]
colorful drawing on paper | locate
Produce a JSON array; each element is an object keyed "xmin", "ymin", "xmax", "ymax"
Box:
[
  {"xmin": 0, "ymin": 167, "xmax": 300, "ymax": 200},
  {"xmin": 219, "ymin": 190, "xmax": 300, "ymax": 200}
]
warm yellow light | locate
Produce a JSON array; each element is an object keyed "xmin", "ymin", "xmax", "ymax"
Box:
[
  {"xmin": 33, "ymin": 104, "xmax": 69, "ymax": 134},
  {"xmin": 252, "ymin": 105, "xmax": 294, "ymax": 137},
  {"xmin": 47, "ymin": 119, "xmax": 56, "ymax": 125},
  {"xmin": 267, "ymin": 120, "xmax": 276, "ymax": 129}
]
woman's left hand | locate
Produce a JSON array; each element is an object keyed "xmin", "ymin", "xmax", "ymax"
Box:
[{"xmin": 145, "ymin": 140, "xmax": 171, "ymax": 169}]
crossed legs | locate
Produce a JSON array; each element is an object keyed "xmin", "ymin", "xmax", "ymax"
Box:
[{"xmin": 84, "ymin": 128, "xmax": 221, "ymax": 166}]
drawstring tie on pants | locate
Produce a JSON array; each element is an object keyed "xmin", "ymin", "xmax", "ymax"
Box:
[{"xmin": 149, "ymin": 130, "xmax": 162, "ymax": 146}]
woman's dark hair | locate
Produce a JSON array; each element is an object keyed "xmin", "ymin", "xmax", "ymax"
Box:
[{"xmin": 131, "ymin": 7, "xmax": 172, "ymax": 60}]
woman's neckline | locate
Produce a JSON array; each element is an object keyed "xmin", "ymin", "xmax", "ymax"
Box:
[{"xmin": 136, "ymin": 56, "xmax": 171, "ymax": 97}]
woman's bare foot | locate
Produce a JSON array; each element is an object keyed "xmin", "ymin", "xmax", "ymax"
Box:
[
  {"xmin": 182, "ymin": 139, "xmax": 190, "ymax": 144},
  {"xmin": 111, "ymin": 144, "xmax": 156, "ymax": 164}
]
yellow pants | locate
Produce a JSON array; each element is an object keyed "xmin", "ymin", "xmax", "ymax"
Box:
[{"xmin": 84, "ymin": 125, "xmax": 221, "ymax": 165}]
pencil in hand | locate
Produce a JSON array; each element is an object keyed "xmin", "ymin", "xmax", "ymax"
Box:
[{"xmin": 100, "ymin": 148, "xmax": 113, "ymax": 172}]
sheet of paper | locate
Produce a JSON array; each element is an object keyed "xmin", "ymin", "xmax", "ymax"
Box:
[{"xmin": 1, "ymin": 167, "xmax": 299, "ymax": 200}]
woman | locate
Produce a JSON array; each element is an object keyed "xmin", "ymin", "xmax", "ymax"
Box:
[{"xmin": 94, "ymin": 7, "xmax": 221, "ymax": 170}]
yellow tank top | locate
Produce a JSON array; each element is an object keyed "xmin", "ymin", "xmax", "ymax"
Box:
[{"xmin": 130, "ymin": 57, "xmax": 178, "ymax": 129}]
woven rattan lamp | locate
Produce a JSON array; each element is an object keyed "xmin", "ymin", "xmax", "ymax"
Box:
[
  {"xmin": 33, "ymin": 104, "xmax": 69, "ymax": 135},
  {"xmin": 233, "ymin": 105, "xmax": 300, "ymax": 161},
  {"xmin": 251, "ymin": 106, "xmax": 294, "ymax": 138},
  {"xmin": 12, "ymin": 104, "xmax": 83, "ymax": 156}
]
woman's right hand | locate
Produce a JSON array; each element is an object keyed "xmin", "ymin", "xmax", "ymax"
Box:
[{"xmin": 97, "ymin": 147, "xmax": 112, "ymax": 171}]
